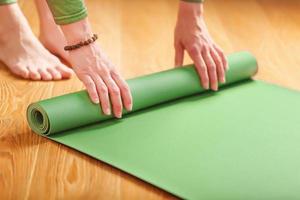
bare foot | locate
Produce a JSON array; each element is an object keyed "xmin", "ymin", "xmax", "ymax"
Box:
[
  {"xmin": 35, "ymin": 0, "xmax": 70, "ymax": 65},
  {"xmin": 0, "ymin": 4, "xmax": 73, "ymax": 80},
  {"xmin": 39, "ymin": 27, "xmax": 70, "ymax": 64}
]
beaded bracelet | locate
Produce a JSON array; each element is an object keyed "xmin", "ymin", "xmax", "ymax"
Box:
[{"xmin": 64, "ymin": 34, "xmax": 98, "ymax": 51}]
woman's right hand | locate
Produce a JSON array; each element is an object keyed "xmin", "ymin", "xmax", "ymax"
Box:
[
  {"xmin": 69, "ymin": 42, "xmax": 132, "ymax": 118},
  {"xmin": 61, "ymin": 19, "xmax": 132, "ymax": 118}
]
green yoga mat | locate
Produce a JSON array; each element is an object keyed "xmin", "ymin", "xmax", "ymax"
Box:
[{"xmin": 27, "ymin": 51, "xmax": 300, "ymax": 199}]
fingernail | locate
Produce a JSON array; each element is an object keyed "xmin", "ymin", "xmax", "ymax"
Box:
[
  {"xmin": 104, "ymin": 108, "xmax": 111, "ymax": 115},
  {"xmin": 115, "ymin": 113, "xmax": 122, "ymax": 119},
  {"xmin": 127, "ymin": 103, "xmax": 133, "ymax": 111},
  {"xmin": 212, "ymin": 85, "xmax": 218, "ymax": 91},
  {"xmin": 221, "ymin": 77, "xmax": 226, "ymax": 83},
  {"xmin": 93, "ymin": 98, "xmax": 99, "ymax": 104}
]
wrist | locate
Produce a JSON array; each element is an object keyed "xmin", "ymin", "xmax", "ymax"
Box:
[
  {"xmin": 178, "ymin": 1, "xmax": 203, "ymax": 20},
  {"xmin": 61, "ymin": 18, "xmax": 94, "ymax": 45}
]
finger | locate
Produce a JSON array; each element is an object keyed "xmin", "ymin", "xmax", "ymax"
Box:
[
  {"xmin": 47, "ymin": 67, "xmax": 62, "ymax": 80},
  {"xmin": 202, "ymin": 48, "xmax": 218, "ymax": 91},
  {"xmin": 38, "ymin": 68, "xmax": 52, "ymax": 81},
  {"xmin": 214, "ymin": 45, "xmax": 228, "ymax": 70},
  {"xmin": 55, "ymin": 64, "xmax": 73, "ymax": 79},
  {"xmin": 92, "ymin": 75, "xmax": 111, "ymax": 115},
  {"xmin": 187, "ymin": 46, "xmax": 209, "ymax": 89},
  {"xmin": 210, "ymin": 48, "xmax": 225, "ymax": 83},
  {"xmin": 102, "ymin": 76, "xmax": 123, "ymax": 118},
  {"xmin": 81, "ymin": 75, "xmax": 99, "ymax": 104},
  {"xmin": 175, "ymin": 43, "xmax": 184, "ymax": 67},
  {"xmin": 110, "ymin": 70, "xmax": 133, "ymax": 111},
  {"xmin": 28, "ymin": 67, "xmax": 41, "ymax": 80}
]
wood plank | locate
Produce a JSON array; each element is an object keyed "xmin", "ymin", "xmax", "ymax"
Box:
[{"xmin": 1, "ymin": 0, "xmax": 300, "ymax": 199}]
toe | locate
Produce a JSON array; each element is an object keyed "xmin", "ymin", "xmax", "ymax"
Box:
[
  {"xmin": 29, "ymin": 67, "xmax": 41, "ymax": 80},
  {"xmin": 47, "ymin": 67, "xmax": 62, "ymax": 80},
  {"xmin": 20, "ymin": 67, "xmax": 30, "ymax": 79},
  {"xmin": 55, "ymin": 64, "xmax": 73, "ymax": 79},
  {"xmin": 38, "ymin": 68, "xmax": 52, "ymax": 81},
  {"xmin": 10, "ymin": 65, "xmax": 29, "ymax": 79}
]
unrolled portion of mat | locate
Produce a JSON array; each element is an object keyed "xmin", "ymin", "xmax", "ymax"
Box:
[
  {"xmin": 26, "ymin": 51, "xmax": 300, "ymax": 199},
  {"xmin": 27, "ymin": 51, "xmax": 257, "ymax": 135}
]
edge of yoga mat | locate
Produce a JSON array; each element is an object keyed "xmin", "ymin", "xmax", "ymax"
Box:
[{"xmin": 27, "ymin": 51, "xmax": 258, "ymax": 135}]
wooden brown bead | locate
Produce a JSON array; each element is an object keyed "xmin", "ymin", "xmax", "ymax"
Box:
[{"xmin": 64, "ymin": 33, "xmax": 99, "ymax": 51}]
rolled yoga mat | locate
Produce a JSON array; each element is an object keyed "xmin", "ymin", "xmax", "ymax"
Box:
[{"xmin": 27, "ymin": 51, "xmax": 300, "ymax": 199}]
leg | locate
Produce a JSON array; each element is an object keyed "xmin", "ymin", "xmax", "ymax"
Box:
[
  {"xmin": 35, "ymin": 0, "xmax": 69, "ymax": 62},
  {"xmin": 0, "ymin": 3, "xmax": 73, "ymax": 80}
]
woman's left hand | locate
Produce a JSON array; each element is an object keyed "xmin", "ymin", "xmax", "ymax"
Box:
[{"xmin": 174, "ymin": 1, "xmax": 228, "ymax": 91}]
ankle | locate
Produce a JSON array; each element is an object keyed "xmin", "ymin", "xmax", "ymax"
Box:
[{"xmin": 0, "ymin": 4, "xmax": 24, "ymax": 42}]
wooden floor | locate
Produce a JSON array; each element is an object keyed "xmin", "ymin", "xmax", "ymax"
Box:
[{"xmin": 1, "ymin": 0, "xmax": 300, "ymax": 199}]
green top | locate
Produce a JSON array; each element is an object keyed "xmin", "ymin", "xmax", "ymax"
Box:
[
  {"xmin": 0, "ymin": 0, "xmax": 203, "ymax": 25},
  {"xmin": 46, "ymin": 0, "xmax": 88, "ymax": 25},
  {"xmin": 0, "ymin": 0, "xmax": 15, "ymax": 5}
]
